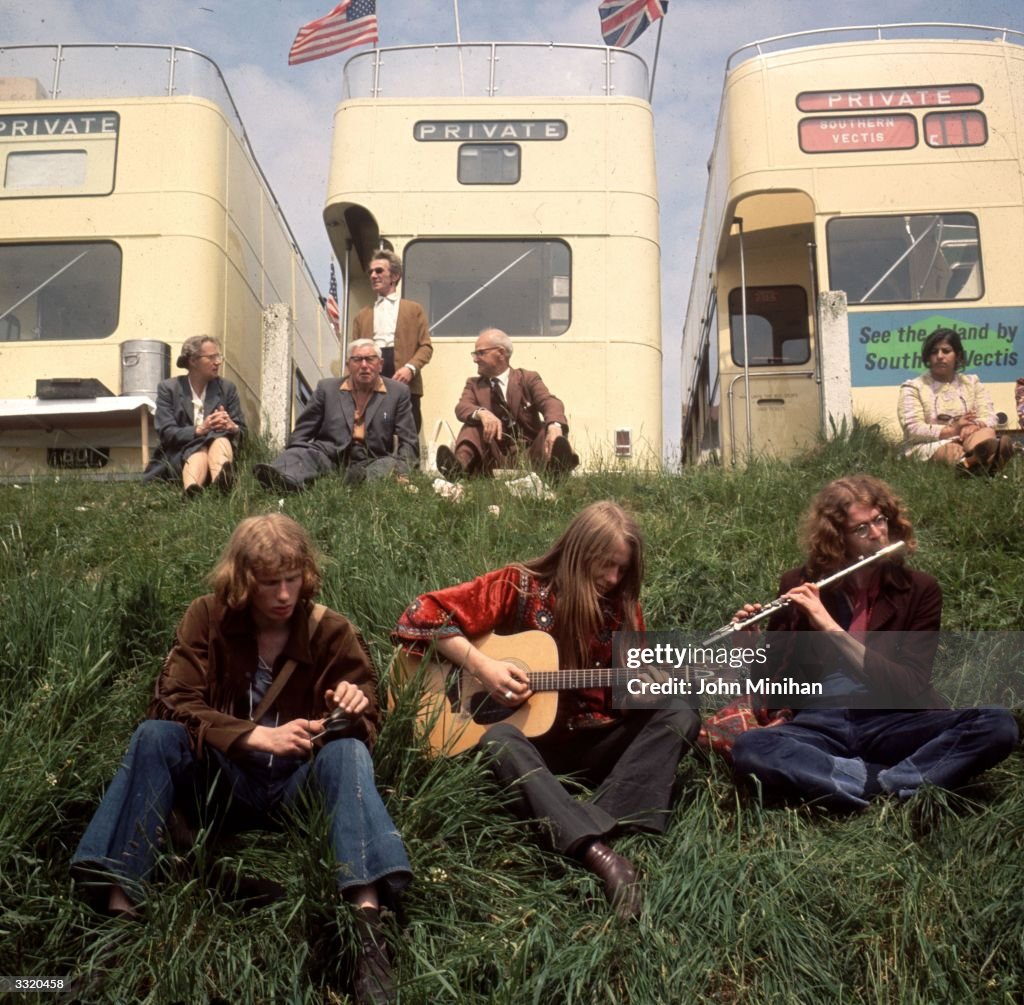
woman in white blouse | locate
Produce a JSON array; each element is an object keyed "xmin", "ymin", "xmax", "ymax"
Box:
[{"xmin": 898, "ymin": 327, "xmax": 1010, "ymax": 473}]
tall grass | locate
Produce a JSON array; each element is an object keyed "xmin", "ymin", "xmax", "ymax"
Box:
[{"xmin": 0, "ymin": 429, "xmax": 1021, "ymax": 1003}]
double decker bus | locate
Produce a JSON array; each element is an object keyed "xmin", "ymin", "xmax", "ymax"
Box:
[
  {"xmin": 325, "ymin": 42, "xmax": 662, "ymax": 468},
  {"xmin": 0, "ymin": 43, "xmax": 337, "ymax": 476},
  {"xmin": 679, "ymin": 24, "xmax": 1024, "ymax": 464}
]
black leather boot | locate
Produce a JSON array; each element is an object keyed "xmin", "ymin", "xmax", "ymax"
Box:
[{"xmin": 352, "ymin": 907, "xmax": 395, "ymax": 1005}]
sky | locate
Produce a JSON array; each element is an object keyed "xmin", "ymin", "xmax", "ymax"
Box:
[{"xmin": 5, "ymin": 0, "xmax": 1022, "ymax": 456}]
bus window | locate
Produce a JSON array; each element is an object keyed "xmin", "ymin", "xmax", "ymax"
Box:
[
  {"xmin": 404, "ymin": 239, "xmax": 570, "ymax": 337},
  {"xmin": 924, "ymin": 111, "xmax": 987, "ymax": 148},
  {"xmin": 5, "ymin": 150, "xmax": 88, "ymax": 189},
  {"xmin": 729, "ymin": 286, "xmax": 809, "ymax": 367},
  {"xmin": 294, "ymin": 367, "xmax": 313, "ymax": 408},
  {"xmin": 826, "ymin": 213, "xmax": 982, "ymax": 304},
  {"xmin": 458, "ymin": 144, "xmax": 521, "ymax": 184},
  {"xmin": 0, "ymin": 241, "xmax": 121, "ymax": 340}
]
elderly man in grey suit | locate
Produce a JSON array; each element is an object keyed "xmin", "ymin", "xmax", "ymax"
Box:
[{"xmin": 254, "ymin": 339, "xmax": 419, "ymax": 492}]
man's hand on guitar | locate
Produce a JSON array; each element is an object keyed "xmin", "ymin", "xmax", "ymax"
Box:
[{"xmin": 475, "ymin": 655, "xmax": 533, "ymax": 707}]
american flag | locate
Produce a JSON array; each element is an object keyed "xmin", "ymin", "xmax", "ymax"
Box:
[
  {"xmin": 288, "ymin": 1, "xmax": 378, "ymax": 66},
  {"xmin": 326, "ymin": 262, "xmax": 340, "ymax": 334},
  {"xmin": 598, "ymin": 1, "xmax": 668, "ymax": 49}
]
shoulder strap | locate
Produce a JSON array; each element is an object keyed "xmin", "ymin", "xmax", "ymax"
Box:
[{"xmin": 251, "ymin": 603, "xmax": 328, "ymax": 722}]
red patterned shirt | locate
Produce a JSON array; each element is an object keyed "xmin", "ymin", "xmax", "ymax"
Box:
[{"xmin": 393, "ymin": 566, "xmax": 642, "ymax": 729}]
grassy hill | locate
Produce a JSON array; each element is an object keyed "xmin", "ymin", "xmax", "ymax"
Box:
[{"xmin": 1, "ymin": 427, "xmax": 1021, "ymax": 1004}]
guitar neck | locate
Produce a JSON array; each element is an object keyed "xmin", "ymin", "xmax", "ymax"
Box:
[{"xmin": 526, "ymin": 667, "xmax": 641, "ymax": 692}]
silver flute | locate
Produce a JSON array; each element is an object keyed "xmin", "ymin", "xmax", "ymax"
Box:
[{"xmin": 701, "ymin": 540, "xmax": 907, "ymax": 646}]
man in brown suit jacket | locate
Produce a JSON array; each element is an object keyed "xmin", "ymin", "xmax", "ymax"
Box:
[
  {"xmin": 437, "ymin": 328, "xmax": 579, "ymax": 478},
  {"xmin": 352, "ymin": 250, "xmax": 432, "ymax": 431}
]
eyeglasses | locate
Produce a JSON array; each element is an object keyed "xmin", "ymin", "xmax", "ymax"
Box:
[
  {"xmin": 368, "ymin": 267, "xmax": 388, "ymax": 276},
  {"xmin": 847, "ymin": 514, "xmax": 888, "ymax": 539},
  {"xmin": 470, "ymin": 348, "xmax": 502, "ymax": 359},
  {"xmin": 349, "ymin": 355, "xmax": 380, "ymax": 365},
  {"xmin": 197, "ymin": 353, "xmax": 223, "ymax": 362}
]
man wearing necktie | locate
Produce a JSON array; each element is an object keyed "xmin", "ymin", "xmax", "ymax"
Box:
[
  {"xmin": 437, "ymin": 328, "xmax": 579, "ymax": 479},
  {"xmin": 352, "ymin": 250, "xmax": 432, "ymax": 432}
]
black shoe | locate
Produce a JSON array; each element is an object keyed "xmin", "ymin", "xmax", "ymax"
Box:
[
  {"xmin": 548, "ymin": 435, "xmax": 578, "ymax": 475},
  {"xmin": 352, "ymin": 907, "xmax": 395, "ymax": 1005},
  {"xmin": 212, "ymin": 460, "xmax": 235, "ymax": 493},
  {"xmin": 183, "ymin": 482, "xmax": 204, "ymax": 500},
  {"xmin": 253, "ymin": 463, "xmax": 299, "ymax": 493},
  {"xmin": 580, "ymin": 840, "xmax": 642, "ymax": 921},
  {"xmin": 435, "ymin": 444, "xmax": 464, "ymax": 482}
]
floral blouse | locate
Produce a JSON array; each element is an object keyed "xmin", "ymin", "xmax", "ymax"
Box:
[{"xmin": 897, "ymin": 371, "xmax": 997, "ymax": 450}]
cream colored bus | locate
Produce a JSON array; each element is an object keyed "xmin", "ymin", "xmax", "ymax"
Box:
[
  {"xmin": 0, "ymin": 43, "xmax": 337, "ymax": 476},
  {"xmin": 325, "ymin": 42, "xmax": 662, "ymax": 468},
  {"xmin": 680, "ymin": 24, "xmax": 1024, "ymax": 465}
]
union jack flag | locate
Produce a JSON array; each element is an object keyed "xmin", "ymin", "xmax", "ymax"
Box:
[
  {"xmin": 289, "ymin": 1, "xmax": 378, "ymax": 66},
  {"xmin": 598, "ymin": 0, "xmax": 668, "ymax": 48}
]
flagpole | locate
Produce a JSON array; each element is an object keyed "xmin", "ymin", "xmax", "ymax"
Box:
[
  {"xmin": 648, "ymin": 15, "xmax": 665, "ymax": 103},
  {"xmin": 453, "ymin": 0, "xmax": 465, "ymax": 97}
]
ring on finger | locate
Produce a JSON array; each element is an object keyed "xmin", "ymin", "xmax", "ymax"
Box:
[{"xmin": 503, "ymin": 689, "xmax": 514, "ymax": 700}]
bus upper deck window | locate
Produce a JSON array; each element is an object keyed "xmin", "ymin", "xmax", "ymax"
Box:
[
  {"xmin": 5, "ymin": 150, "xmax": 89, "ymax": 189},
  {"xmin": 0, "ymin": 242, "xmax": 122, "ymax": 341},
  {"xmin": 458, "ymin": 144, "xmax": 521, "ymax": 184},
  {"xmin": 827, "ymin": 213, "xmax": 982, "ymax": 304},
  {"xmin": 925, "ymin": 111, "xmax": 987, "ymax": 149},
  {"xmin": 728, "ymin": 285, "xmax": 809, "ymax": 367}
]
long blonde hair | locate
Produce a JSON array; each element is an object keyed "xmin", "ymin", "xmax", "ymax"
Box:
[
  {"xmin": 521, "ymin": 501, "xmax": 644, "ymax": 669},
  {"xmin": 209, "ymin": 514, "xmax": 321, "ymax": 610}
]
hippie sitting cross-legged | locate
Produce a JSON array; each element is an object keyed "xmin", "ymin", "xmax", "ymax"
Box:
[
  {"xmin": 71, "ymin": 515, "xmax": 411, "ymax": 1005},
  {"xmin": 730, "ymin": 475, "xmax": 1018, "ymax": 812},
  {"xmin": 393, "ymin": 501, "xmax": 698, "ymax": 921}
]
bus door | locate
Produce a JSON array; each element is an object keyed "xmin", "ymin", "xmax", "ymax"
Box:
[{"xmin": 720, "ymin": 192, "xmax": 819, "ymax": 464}]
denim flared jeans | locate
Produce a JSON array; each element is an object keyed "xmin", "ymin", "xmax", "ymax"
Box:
[
  {"xmin": 71, "ymin": 720, "xmax": 411, "ymax": 901},
  {"xmin": 732, "ymin": 706, "xmax": 1018, "ymax": 811}
]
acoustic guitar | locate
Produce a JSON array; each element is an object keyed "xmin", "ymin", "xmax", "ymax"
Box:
[{"xmin": 394, "ymin": 630, "xmax": 709, "ymax": 756}]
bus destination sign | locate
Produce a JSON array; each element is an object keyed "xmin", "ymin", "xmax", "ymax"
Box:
[
  {"xmin": 414, "ymin": 120, "xmax": 567, "ymax": 141},
  {"xmin": 797, "ymin": 85, "xmax": 982, "ymax": 112}
]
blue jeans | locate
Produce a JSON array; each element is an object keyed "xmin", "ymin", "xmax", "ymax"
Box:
[
  {"xmin": 71, "ymin": 720, "xmax": 411, "ymax": 902},
  {"xmin": 732, "ymin": 707, "xmax": 1018, "ymax": 811}
]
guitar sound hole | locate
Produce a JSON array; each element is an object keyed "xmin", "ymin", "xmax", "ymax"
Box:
[{"xmin": 467, "ymin": 691, "xmax": 516, "ymax": 725}]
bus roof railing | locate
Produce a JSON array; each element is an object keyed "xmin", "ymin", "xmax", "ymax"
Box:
[
  {"xmin": 341, "ymin": 42, "xmax": 650, "ymax": 101},
  {"xmin": 0, "ymin": 42, "xmax": 324, "ymax": 300},
  {"xmin": 727, "ymin": 23, "xmax": 1024, "ymax": 71}
]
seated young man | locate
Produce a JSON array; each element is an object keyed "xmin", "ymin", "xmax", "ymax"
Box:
[{"xmin": 730, "ymin": 474, "xmax": 1018, "ymax": 811}]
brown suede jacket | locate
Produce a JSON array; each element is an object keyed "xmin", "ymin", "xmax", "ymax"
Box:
[{"xmin": 148, "ymin": 595, "xmax": 380, "ymax": 758}]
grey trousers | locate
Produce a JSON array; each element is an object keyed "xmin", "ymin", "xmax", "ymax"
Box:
[{"xmin": 478, "ymin": 707, "xmax": 699, "ymax": 854}]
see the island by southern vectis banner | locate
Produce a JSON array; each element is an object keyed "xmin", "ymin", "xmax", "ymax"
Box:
[{"xmin": 848, "ymin": 307, "xmax": 1022, "ymax": 386}]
